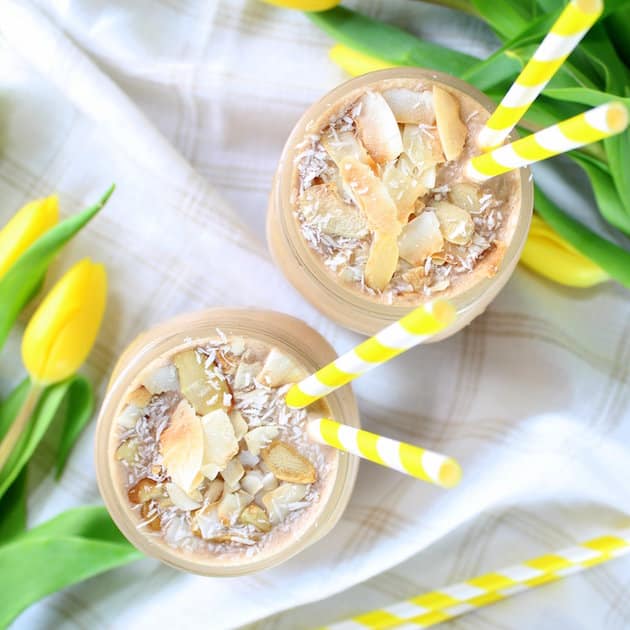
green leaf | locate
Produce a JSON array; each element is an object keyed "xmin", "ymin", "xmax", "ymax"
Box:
[
  {"xmin": 470, "ymin": 0, "xmax": 533, "ymax": 39},
  {"xmin": 0, "ymin": 185, "xmax": 114, "ymax": 353},
  {"xmin": 571, "ymin": 153, "xmax": 630, "ymax": 235},
  {"xmin": 605, "ymin": 7, "xmax": 630, "ymax": 68},
  {"xmin": 307, "ymin": 7, "xmax": 479, "ymax": 76},
  {"xmin": 534, "ymin": 187, "xmax": 630, "ymax": 288},
  {"xmin": 0, "ymin": 507, "xmax": 141, "ymax": 628},
  {"xmin": 55, "ymin": 376, "xmax": 94, "ymax": 479},
  {"xmin": 543, "ymin": 87, "xmax": 630, "ymax": 109},
  {"xmin": 18, "ymin": 506, "xmax": 130, "ymax": 545},
  {"xmin": 0, "ymin": 380, "xmax": 30, "ymax": 441},
  {"xmin": 0, "ymin": 468, "xmax": 27, "ymax": 543},
  {"xmin": 0, "ymin": 375, "xmax": 92, "ymax": 500}
]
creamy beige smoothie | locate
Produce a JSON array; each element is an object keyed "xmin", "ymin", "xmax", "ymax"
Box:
[
  {"xmin": 110, "ymin": 333, "xmax": 338, "ymax": 566},
  {"xmin": 267, "ymin": 69, "xmax": 533, "ymax": 336},
  {"xmin": 291, "ymin": 77, "xmax": 522, "ymax": 304}
]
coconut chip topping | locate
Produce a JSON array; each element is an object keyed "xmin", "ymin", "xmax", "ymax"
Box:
[
  {"xmin": 114, "ymin": 336, "xmax": 335, "ymax": 557},
  {"xmin": 293, "ymin": 82, "xmax": 519, "ymax": 301}
]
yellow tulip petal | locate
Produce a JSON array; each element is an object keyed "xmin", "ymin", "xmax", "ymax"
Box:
[
  {"xmin": 260, "ymin": 0, "xmax": 340, "ymax": 10},
  {"xmin": 22, "ymin": 258, "xmax": 107, "ymax": 384},
  {"xmin": 0, "ymin": 195, "xmax": 59, "ymax": 279},
  {"xmin": 520, "ymin": 215, "xmax": 609, "ymax": 288},
  {"xmin": 329, "ymin": 44, "xmax": 395, "ymax": 77}
]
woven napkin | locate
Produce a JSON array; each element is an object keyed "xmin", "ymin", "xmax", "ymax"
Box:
[{"xmin": 2, "ymin": 1, "xmax": 630, "ymax": 628}]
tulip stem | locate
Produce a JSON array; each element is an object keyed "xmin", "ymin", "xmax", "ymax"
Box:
[{"xmin": 0, "ymin": 382, "xmax": 44, "ymax": 471}]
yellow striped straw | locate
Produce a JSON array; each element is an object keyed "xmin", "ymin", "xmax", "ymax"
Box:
[
  {"xmin": 307, "ymin": 418, "xmax": 461, "ymax": 488},
  {"xmin": 467, "ymin": 102, "xmax": 629, "ymax": 181},
  {"xmin": 478, "ymin": 0, "xmax": 603, "ymax": 150},
  {"xmin": 286, "ymin": 300, "xmax": 455, "ymax": 409},
  {"xmin": 325, "ymin": 529, "xmax": 630, "ymax": 629}
]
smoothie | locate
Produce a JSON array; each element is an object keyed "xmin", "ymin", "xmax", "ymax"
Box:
[{"xmin": 107, "ymin": 328, "xmax": 341, "ymax": 569}]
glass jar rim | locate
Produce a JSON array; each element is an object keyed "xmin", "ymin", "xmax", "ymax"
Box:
[
  {"xmin": 95, "ymin": 308, "xmax": 360, "ymax": 576},
  {"xmin": 273, "ymin": 68, "xmax": 534, "ymax": 328}
]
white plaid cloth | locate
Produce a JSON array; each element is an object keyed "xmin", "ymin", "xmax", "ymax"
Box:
[{"xmin": 1, "ymin": 1, "xmax": 629, "ymax": 628}]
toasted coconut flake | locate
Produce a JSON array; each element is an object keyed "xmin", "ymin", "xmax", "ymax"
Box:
[
  {"xmin": 201, "ymin": 409, "xmax": 239, "ymax": 473},
  {"xmin": 257, "ymin": 348, "xmax": 305, "ymax": 387},
  {"xmin": 355, "ymin": 91, "xmax": 403, "ymax": 163},
  {"xmin": 140, "ymin": 503, "xmax": 161, "ymax": 531},
  {"xmin": 128, "ymin": 478, "xmax": 161, "ymax": 504},
  {"xmin": 449, "ymin": 183, "xmax": 481, "ymax": 214},
  {"xmin": 173, "ymin": 349, "xmax": 231, "ymax": 415},
  {"xmin": 244, "ymin": 426, "xmax": 280, "ymax": 457},
  {"xmin": 419, "ymin": 166, "xmax": 437, "ymax": 189},
  {"xmin": 261, "ymin": 471, "xmax": 279, "ymax": 493},
  {"xmin": 194, "ymin": 504, "xmax": 222, "ymax": 539},
  {"xmin": 222, "ymin": 458, "xmax": 245, "ymax": 491},
  {"xmin": 382, "ymin": 88, "xmax": 434, "ymax": 124},
  {"xmin": 261, "ymin": 441, "xmax": 317, "ymax": 484},
  {"xmin": 217, "ymin": 491, "xmax": 253, "ymax": 526},
  {"xmin": 127, "ymin": 386, "xmax": 152, "ymax": 408},
  {"xmin": 204, "ymin": 479, "xmax": 225, "ymax": 504},
  {"xmin": 321, "ymin": 130, "xmax": 376, "ymax": 172},
  {"xmin": 230, "ymin": 410, "xmax": 248, "ymax": 441},
  {"xmin": 433, "ymin": 200, "xmax": 474, "ymax": 245},
  {"xmin": 166, "ymin": 482, "xmax": 202, "ymax": 511},
  {"xmin": 239, "ymin": 450, "xmax": 260, "ymax": 467},
  {"xmin": 340, "ymin": 157, "xmax": 400, "ymax": 235},
  {"xmin": 201, "ymin": 463, "xmax": 220, "ymax": 480},
  {"xmin": 382, "ymin": 154, "xmax": 428, "ymax": 223},
  {"xmin": 433, "ymin": 86, "xmax": 467, "ymax": 161},
  {"xmin": 241, "ymin": 471, "xmax": 264, "ymax": 496},
  {"xmin": 159, "ymin": 399, "xmax": 204, "ymax": 493},
  {"xmin": 398, "ymin": 211, "xmax": 444, "ymax": 266},
  {"xmin": 233, "ymin": 360, "xmax": 263, "ymax": 390},
  {"xmin": 262, "ymin": 483, "xmax": 309, "ymax": 524},
  {"xmin": 299, "ymin": 183, "xmax": 368, "ymax": 239},
  {"xmin": 117, "ymin": 404, "xmax": 142, "ymax": 429},
  {"xmin": 402, "ymin": 124, "xmax": 444, "ymax": 171},
  {"xmin": 401, "ymin": 266, "xmax": 426, "ymax": 291},
  {"xmin": 239, "ymin": 504, "xmax": 272, "ymax": 532},
  {"xmin": 141, "ymin": 364, "xmax": 179, "ymax": 395},
  {"xmin": 365, "ymin": 231, "xmax": 399, "ymax": 291}
]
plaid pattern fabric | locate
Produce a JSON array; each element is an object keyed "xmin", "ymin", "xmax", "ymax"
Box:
[{"xmin": 1, "ymin": 1, "xmax": 629, "ymax": 628}]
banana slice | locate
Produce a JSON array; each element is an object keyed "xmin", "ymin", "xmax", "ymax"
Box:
[
  {"xmin": 299, "ymin": 183, "xmax": 368, "ymax": 239},
  {"xmin": 433, "ymin": 200, "xmax": 474, "ymax": 245}
]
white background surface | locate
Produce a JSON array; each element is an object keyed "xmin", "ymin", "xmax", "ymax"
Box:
[{"xmin": 1, "ymin": 1, "xmax": 629, "ymax": 628}]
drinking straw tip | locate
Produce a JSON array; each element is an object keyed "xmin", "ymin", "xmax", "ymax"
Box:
[
  {"xmin": 439, "ymin": 459, "xmax": 462, "ymax": 488},
  {"xmin": 575, "ymin": 0, "xmax": 603, "ymax": 16},
  {"xmin": 433, "ymin": 299, "xmax": 457, "ymax": 326},
  {"xmin": 607, "ymin": 103, "xmax": 629, "ymax": 133}
]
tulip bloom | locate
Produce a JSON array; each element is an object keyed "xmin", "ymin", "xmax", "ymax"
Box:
[
  {"xmin": 0, "ymin": 195, "xmax": 58, "ymax": 279},
  {"xmin": 22, "ymin": 258, "xmax": 108, "ymax": 384},
  {"xmin": 520, "ymin": 214, "xmax": 609, "ymax": 287},
  {"xmin": 261, "ymin": 0, "xmax": 340, "ymax": 10},
  {"xmin": 329, "ymin": 44, "xmax": 394, "ymax": 76}
]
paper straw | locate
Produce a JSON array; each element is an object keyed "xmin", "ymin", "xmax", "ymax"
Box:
[
  {"xmin": 467, "ymin": 102, "xmax": 628, "ymax": 182},
  {"xmin": 325, "ymin": 529, "xmax": 630, "ymax": 629},
  {"xmin": 478, "ymin": 0, "xmax": 603, "ymax": 150},
  {"xmin": 307, "ymin": 417, "xmax": 461, "ymax": 488},
  {"xmin": 285, "ymin": 300, "xmax": 455, "ymax": 409}
]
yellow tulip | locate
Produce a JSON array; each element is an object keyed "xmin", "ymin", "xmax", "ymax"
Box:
[
  {"xmin": 260, "ymin": 0, "xmax": 340, "ymax": 10},
  {"xmin": 520, "ymin": 214, "xmax": 609, "ymax": 287},
  {"xmin": 22, "ymin": 258, "xmax": 107, "ymax": 384},
  {"xmin": 0, "ymin": 194, "xmax": 59, "ymax": 279},
  {"xmin": 329, "ymin": 44, "xmax": 395, "ymax": 76}
]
